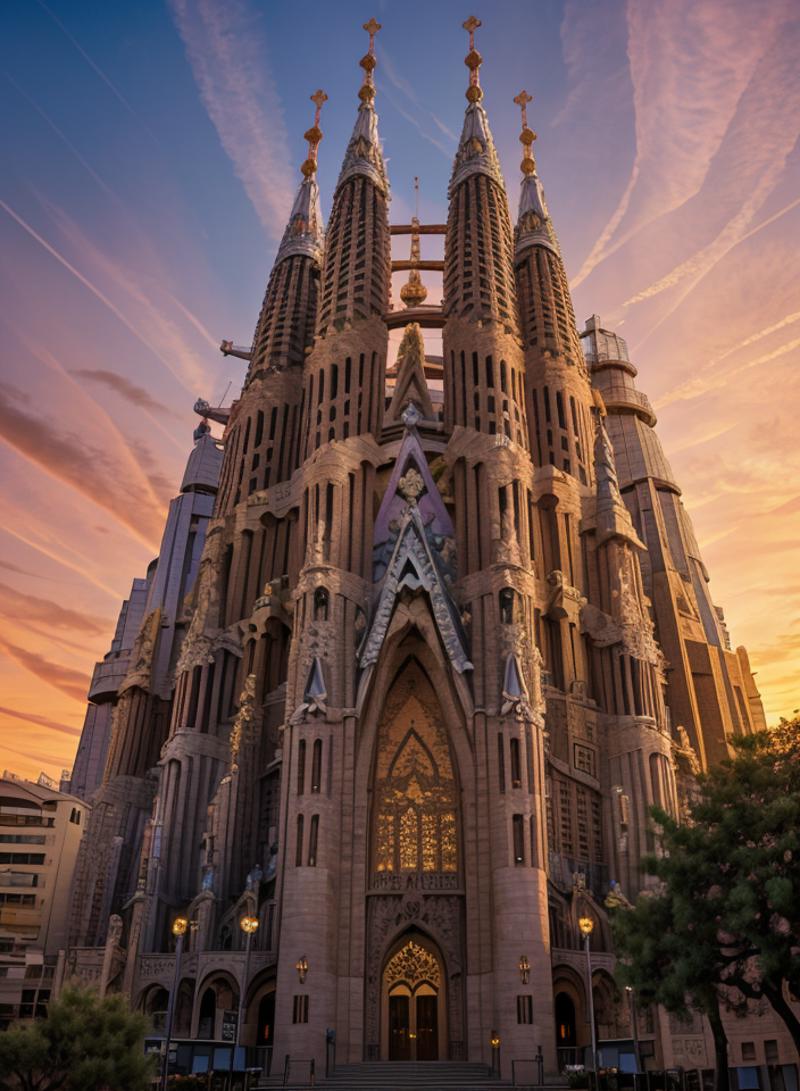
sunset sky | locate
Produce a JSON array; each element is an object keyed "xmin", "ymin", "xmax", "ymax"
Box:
[{"xmin": 1, "ymin": 0, "xmax": 799, "ymax": 782}]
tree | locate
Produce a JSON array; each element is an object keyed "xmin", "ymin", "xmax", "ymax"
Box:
[
  {"xmin": 0, "ymin": 986, "xmax": 155, "ymax": 1091},
  {"xmin": 611, "ymin": 722, "xmax": 800, "ymax": 1087},
  {"xmin": 611, "ymin": 876, "xmax": 734, "ymax": 1091}
]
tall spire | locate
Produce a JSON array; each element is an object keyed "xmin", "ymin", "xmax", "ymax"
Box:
[
  {"xmin": 513, "ymin": 90, "xmax": 558, "ymax": 256},
  {"xmin": 338, "ymin": 18, "xmax": 387, "ymax": 192},
  {"xmin": 400, "ymin": 178, "xmax": 427, "ymax": 307},
  {"xmin": 275, "ymin": 90, "xmax": 327, "ymax": 263},
  {"xmin": 450, "ymin": 16, "xmax": 503, "ymax": 193}
]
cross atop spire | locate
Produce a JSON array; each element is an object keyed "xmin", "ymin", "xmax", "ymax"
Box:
[
  {"xmin": 514, "ymin": 89, "xmax": 537, "ymax": 177},
  {"xmin": 338, "ymin": 18, "xmax": 387, "ymax": 192},
  {"xmin": 359, "ymin": 18, "xmax": 382, "ymax": 102},
  {"xmin": 300, "ymin": 90, "xmax": 328, "ymax": 178},
  {"xmin": 463, "ymin": 15, "xmax": 483, "ymax": 102}
]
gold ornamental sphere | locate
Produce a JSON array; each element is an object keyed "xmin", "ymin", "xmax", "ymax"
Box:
[
  {"xmin": 520, "ymin": 126, "xmax": 536, "ymax": 146},
  {"xmin": 359, "ymin": 84, "xmax": 376, "ymax": 103},
  {"xmin": 304, "ymin": 125, "xmax": 322, "ymax": 144},
  {"xmin": 240, "ymin": 914, "xmax": 259, "ymax": 935},
  {"xmin": 465, "ymin": 48, "xmax": 482, "ymax": 69},
  {"xmin": 521, "ymin": 159, "xmax": 536, "ymax": 176},
  {"xmin": 171, "ymin": 916, "xmax": 189, "ymax": 937},
  {"xmin": 360, "ymin": 53, "xmax": 377, "ymax": 72},
  {"xmin": 301, "ymin": 159, "xmax": 317, "ymax": 177},
  {"xmin": 466, "ymin": 85, "xmax": 483, "ymax": 103},
  {"xmin": 400, "ymin": 280, "xmax": 428, "ymax": 307}
]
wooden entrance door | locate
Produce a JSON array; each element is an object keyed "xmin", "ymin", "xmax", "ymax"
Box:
[
  {"xmin": 389, "ymin": 995, "xmax": 411, "ymax": 1060},
  {"xmin": 415, "ymin": 994, "xmax": 438, "ymax": 1060}
]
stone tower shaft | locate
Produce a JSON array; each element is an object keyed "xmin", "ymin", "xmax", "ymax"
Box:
[
  {"xmin": 442, "ymin": 21, "xmax": 527, "ymax": 450},
  {"xmin": 513, "ymin": 102, "xmax": 593, "ymax": 486}
]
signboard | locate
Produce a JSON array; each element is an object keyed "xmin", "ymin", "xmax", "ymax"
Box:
[{"xmin": 222, "ymin": 1010, "xmax": 238, "ymax": 1042}]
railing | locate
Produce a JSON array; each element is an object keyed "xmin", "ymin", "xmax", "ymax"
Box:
[
  {"xmin": 283, "ymin": 1055, "xmax": 315, "ymax": 1087},
  {"xmin": 512, "ymin": 1057, "xmax": 546, "ymax": 1086}
]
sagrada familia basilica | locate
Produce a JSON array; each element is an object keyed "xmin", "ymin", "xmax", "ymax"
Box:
[{"xmin": 57, "ymin": 16, "xmax": 794, "ymax": 1083}]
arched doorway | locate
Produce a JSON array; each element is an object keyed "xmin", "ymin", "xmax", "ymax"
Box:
[
  {"xmin": 382, "ymin": 934, "xmax": 446, "ymax": 1061},
  {"xmin": 555, "ymin": 992, "xmax": 576, "ymax": 1048}
]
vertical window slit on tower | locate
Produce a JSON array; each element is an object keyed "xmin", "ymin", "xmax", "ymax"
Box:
[
  {"xmin": 311, "ymin": 739, "xmax": 322, "ymax": 793},
  {"xmin": 308, "ymin": 814, "xmax": 319, "ymax": 866},
  {"xmin": 295, "ymin": 814, "xmax": 304, "ymax": 867},
  {"xmin": 512, "ymin": 814, "xmax": 525, "ymax": 865},
  {"xmin": 297, "ymin": 740, "xmax": 306, "ymax": 795}
]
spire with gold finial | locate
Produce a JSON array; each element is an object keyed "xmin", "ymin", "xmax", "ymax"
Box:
[
  {"xmin": 513, "ymin": 89, "xmax": 558, "ymax": 256},
  {"xmin": 450, "ymin": 16, "xmax": 503, "ymax": 194},
  {"xmin": 276, "ymin": 89, "xmax": 327, "ymax": 263},
  {"xmin": 338, "ymin": 18, "xmax": 387, "ymax": 192},
  {"xmin": 400, "ymin": 177, "xmax": 428, "ymax": 307}
]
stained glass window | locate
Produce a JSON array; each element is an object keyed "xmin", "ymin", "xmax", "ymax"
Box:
[{"xmin": 372, "ymin": 663, "xmax": 459, "ymax": 875}]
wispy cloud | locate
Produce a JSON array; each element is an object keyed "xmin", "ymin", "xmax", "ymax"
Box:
[
  {"xmin": 0, "ymin": 386, "xmax": 164, "ymax": 547},
  {"xmin": 71, "ymin": 368, "xmax": 175, "ymax": 417},
  {"xmin": 0, "ymin": 636, "xmax": 90, "ymax": 704},
  {"xmin": 0, "ymin": 522, "xmax": 121, "ymax": 601},
  {"xmin": 0, "ymin": 705, "xmax": 81, "ymax": 739},
  {"xmin": 169, "ymin": 0, "xmax": 294, "ymax": 237},
  {"xmin": 0, "ymin": 582, "xmax": 109, "ymax": 636},
  {"xmin": 377, "ymin": 44, "xmax": 456, "ymax": 160},
  {"xmin": 0, "ymin": 199, "xmax": 203, "ymax": 397},
  {"xmin": 570, "ymin": 0, "xmax": 791, "ymax": 289},
  {"xmin": 34, "ymin": 0, "xmax": 154, "ymax": 140}
]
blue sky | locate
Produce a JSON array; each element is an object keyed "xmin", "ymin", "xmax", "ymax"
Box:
[{"xmin": 1, "ymin": 0, "xmax": 800, "ymax": 778}]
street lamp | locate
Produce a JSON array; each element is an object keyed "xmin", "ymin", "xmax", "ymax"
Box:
[
  {"xmin": 160, "ymin": 915, "xmax": 189, "ymax": 1091},
  {"xmin": 295, "ymin": 956, "xmax": 309, "ymax": 984},
  {"xmin": 232, "ymin": 914, "xmax": 259, "ymax": 1084},
  {"xmin": 625, "ymin": 985, "xmax": 640, "ymax": 1074},
  {"xmin": 490, "ymin": 1032, "xmax": 501, "ymax": 1078},
  {"xmin": 518, "ymin": 955, "xmax": 530, "ymax": 985},
  {"xmin": 578, "ymin": 916, "xmax": 598, "ymax": 1076}
]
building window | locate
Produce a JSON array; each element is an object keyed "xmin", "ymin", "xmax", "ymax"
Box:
[
  {"xmin": 510, "ymin": 737, "xmax": 522, "ymax": 789},
  {"xmin": 373, "ymin": 666, "xmax": 458, "ymax": 875},
  {"xmin": 517, "ymin": 995, "xmax": 533, "ymax": 1024},
  {"xmin": 512, "ymin": 814, "xmax": 525, "ymax": 865},
  {"xmin": 292, "ymin": 995, "xmax": 309, "ymax": 1024},
  {"xmin": 297, "ymin": 740, "xmax": 306, "ymax": 795},
  {"xmin": 313, "ymin": 587, "xmax": 329, "ymax": 621},
  {"xmin": 311, "ymin": 740, "xmax": 322, "ymax": 793},
  {"xmin": 741, "ymin": 1043, "xmax": 756, "ymax": 1061},
  {"xmin": 498, "ymin": 734, "xmax": 506, "ymax": 793},
  {"xmin": 295, "ymin": 815, "xmax": 304, "ymax": 868},
  {"xmin": 764, "ymin": 1041, "xmax": 778, "ymax": 1064},
  {"xmin": 308, "ymin": 815, "xmax": 319, "ymax": 867}
]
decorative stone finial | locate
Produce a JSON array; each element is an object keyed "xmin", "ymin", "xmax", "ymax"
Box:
[
  {"xmin": 463, "ymin": 16, "xmax": 483, "ymax": 102},
  {"xmin": 400, "ymin": 178, "xmax": 428, "ymax": 307},
  {"xmin": 300, "ymin": 89, "xmax": 328, "ymax": 178},
  {"xmin": 514, "ymin": 90, "xmax": 537, "ymax": 176},
  {"xmin": 359, "ymin": 18, "xmax": 382, "ymax": 103}
]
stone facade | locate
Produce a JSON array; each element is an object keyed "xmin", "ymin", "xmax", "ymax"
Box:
[{"xmin": 60, "ymin": 20, "xmax": 797, "ymax": 1081}]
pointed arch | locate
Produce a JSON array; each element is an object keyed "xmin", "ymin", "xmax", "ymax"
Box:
[{"xmin": 372, "ymin": 660, "xmax": 459, "ymax": 876}]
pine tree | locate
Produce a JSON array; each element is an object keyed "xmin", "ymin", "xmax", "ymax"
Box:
[
  {"xmin": 0, "ymin": 986, "xmax": 155, "ymax": 1091},
  {"xmin": 611, "ymin": 721, "xmax": 800, "ymax": 1087}
]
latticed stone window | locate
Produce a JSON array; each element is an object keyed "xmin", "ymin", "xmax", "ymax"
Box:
[{"xmin": 373, "ymin": 665, "xmax": 458, "ymax": 874}]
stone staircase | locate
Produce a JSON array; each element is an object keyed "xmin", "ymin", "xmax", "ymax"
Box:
[{"xmin": 256, "ymin": 1059, "xmax": 568, "ymax": 1090}]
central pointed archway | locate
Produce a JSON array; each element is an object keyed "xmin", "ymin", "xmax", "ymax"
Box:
[{"xmin": 382, "ymin": 933, "xmax": 446, "ymax": 1061}]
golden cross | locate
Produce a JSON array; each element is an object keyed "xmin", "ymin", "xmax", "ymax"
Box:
[
  {"xmin": 514, "ymin": 90, "xmax": 532, "ymax": 129},
  {"xmin": 363, "ymin": 17, "xmax": 382, "ymax": 53},
  {"xmin": 463, "ymin": 15, "xmax": 482, "ymax": 49},
  {"xmin": 310, "ymin": 89, "xmax": 328, "ymax": 127}
]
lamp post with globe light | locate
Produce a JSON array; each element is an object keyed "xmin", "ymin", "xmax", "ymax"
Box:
[
  {"xmin": 160, "ymin": 915, "xmax": 189, "ymax": 1091},
  {"xmin": 578, "ymin": 916, "xmax": 598, "ymax": 1077},
  {"xmin": 229, "ymin": 914, "xmax": 259, "ymax": 1088}
]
